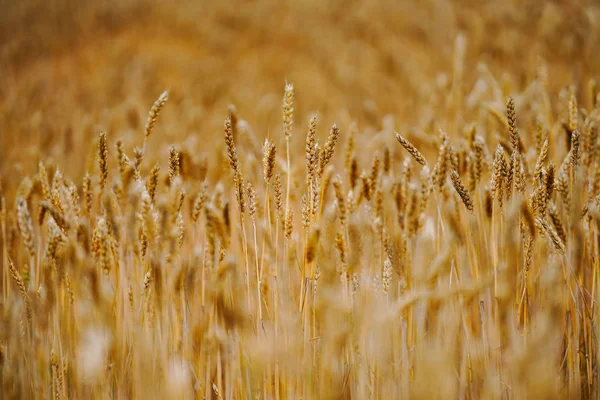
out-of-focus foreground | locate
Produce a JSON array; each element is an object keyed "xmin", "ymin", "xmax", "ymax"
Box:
[{"xmin": 1, "ymin": 0, "xmax": 600, "ymax": 398}]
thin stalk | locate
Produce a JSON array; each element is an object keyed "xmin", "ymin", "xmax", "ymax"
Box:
[
  {"xmin": 241, "ymin": 219, "xmax": 251, "ymax": 317},
  {"xmin": 252, "ymin": 219, "xmax": 262, "ymax": 332}
]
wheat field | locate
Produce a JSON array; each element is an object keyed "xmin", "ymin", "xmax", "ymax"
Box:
[{"xmin": 2, "ymin": 1, "xmax": 600, "ymax": 399}]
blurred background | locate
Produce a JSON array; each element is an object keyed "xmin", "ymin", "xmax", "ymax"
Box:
[{"xmin": 1, "ymin": 0, "xmax": 599, "ymax": 193}]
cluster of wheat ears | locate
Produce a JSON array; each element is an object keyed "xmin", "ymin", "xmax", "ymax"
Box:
[{"xmin": 1, "ymin": 71, "xmax": 600, "ymax": 399}]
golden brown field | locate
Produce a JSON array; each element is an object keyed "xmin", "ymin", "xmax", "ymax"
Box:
[{"xmin": 2, "ymin": 0, "xmax": 600, "ymax": 398}]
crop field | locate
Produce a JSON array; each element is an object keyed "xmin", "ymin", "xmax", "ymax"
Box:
[{"xmin": 1, "ymin": 1, "xmax": 600, "ymax": 398}]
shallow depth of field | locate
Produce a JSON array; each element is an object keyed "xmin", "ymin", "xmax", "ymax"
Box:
[{"xmin": 2, "ymin": 1, "xmax": 600, "ymax": 398}]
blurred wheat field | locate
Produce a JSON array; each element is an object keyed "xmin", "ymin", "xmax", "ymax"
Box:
[{"xmin": 2, "ymin": 0, "xmax": 600, "ymax": 398}]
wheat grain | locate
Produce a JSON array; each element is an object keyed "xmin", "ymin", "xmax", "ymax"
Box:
[
  {"xmin": 16, "ymin": 197, "xmax": 35, "ymax": 257},
  {"xmin": 8, "ymin": 259, "xmax": 31, "ymax": 321},
  {"xmin": 283, "ymin": 83, "xmax": 294, "ymax": 139},
  {"xmin": 506, "ymin": 97, "xmax": 520, "ymax": 154},
  {"xmin": 319, "ymin": 124, "xmax": 340, "ymax": 176},
  {"xmin": 147, "ymin": 163, "xmax": 160, "ymax": 203},
  {"xmin": 450, "ymin": 170, "xmax": 474, "ymax": 212},
  {"xmin": 168, "ymin": 147, "xmax": 180, "ymax": 185},
  {"xmin": 284, "ymin": 208, "xmax": 293, "ymax": 239},
  {"xmin": 306, "ymin": 116, "xmax": 317, "ymax": 183},
  {"xmin": 263, "ymin": 139, "xmax": 276, "ymax": 185},
  {"xmin": 395, "ymin": 132, "xmax": 427, "ymax": 166},
  {"xmin": 98, "ymin": 131, "xmax": 108, "ymax": 190},
  {"xmin": 144, "ymin": 90, "xmax": 169, "ymax": 140}
]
